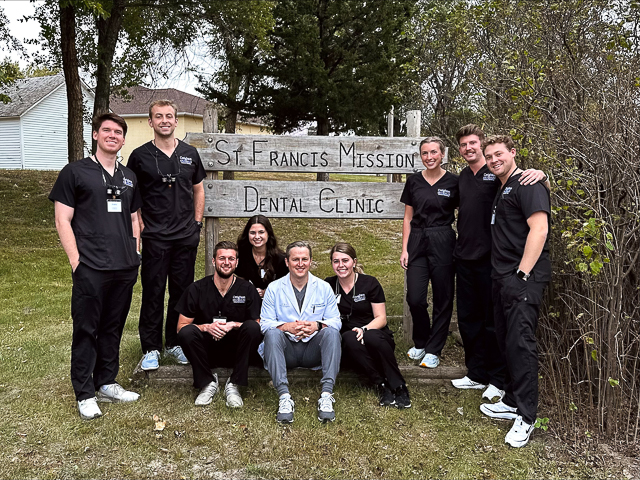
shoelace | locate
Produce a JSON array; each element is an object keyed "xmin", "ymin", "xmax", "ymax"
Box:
[
  {"xmin": 318, "ymin": 394, "xmax": 335, "ymax": 411},
  {"xmin": 279, "ymin": 396, "xmax": 294, "ymax": 413}
]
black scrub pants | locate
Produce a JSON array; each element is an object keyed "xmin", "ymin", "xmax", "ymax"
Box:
[
  {"xmin": 456, "ymin": 255, "xmax": 506, "ymax": 388},
  {"xmin": 406, "ymin": 226, "xmax": 455, "ymax": 355},
  {"xmin": 341, "ymin": 328, "xmax": 406, "ymax": 390},
  {"xmin": 492, "ymin": 273, "xmax": 547, "ymax": 425},
  {"xmin": 71, "ymin": 263, "xmax": 138, "ymax": 401},
  {"xmin": 139, "ymin": 230, "xmax": 199, "ymax": 354},
  {"xmin": 177, "ymin": 321, "xmax": 263, "ymax": 388}
]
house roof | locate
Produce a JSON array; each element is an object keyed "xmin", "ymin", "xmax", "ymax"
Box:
[
  {"xmin": 0, "ymin": 74, "xmax": 66, "ymax": 117},
  {"xmin": 110, "ymin": 86, "xmax": 209, "ymax": 116}
]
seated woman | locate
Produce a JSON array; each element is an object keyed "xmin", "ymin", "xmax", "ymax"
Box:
[
  {"xmin": 236, "ymin": 215, "xmax": 288, "ymax": 298},
  {"xmin": 325, "ymin": 242, "xmax": 411, "ymax": 409}
]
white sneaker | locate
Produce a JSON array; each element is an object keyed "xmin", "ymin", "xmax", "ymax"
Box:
[
  {"xmin": 224, "ymin": 378, "xmax": 243, "ymax": 408},
  {"xmin": 451, "ymin": 376, "xmax": 487, "ymax": 389},
  {"xmin": 317, "ymin": 392, "xmax": 336, "ymax": 422},
  {"xmin": 420, "ymin": 353, "xmax": 439, "ymax": 368},
  {"xmin": 195, "ymin": 374, "xmax": 219, "ymax": 406},
  {"xmin": 407, "ymin": 347, "xmax": 426, "ymax": 361},
  {"xmin": 78, "ymin": 397, "xmax": 102, "ymax": 420},
  {"xmin": 276, "ymin": 393, "xmax": 295, "ymax": 423},
  {"xmin": 96, "ymin": 383, "xmax": 140, "ymax": 403},
  {"xmin": 480, "ymin": 401, "xmax": 518, "ymax": 420},
  {"xmin": 505, "ymin": 415, "xmax": 534, "ymax": 448},
  {"xmin": 482, "ymin": 384, "xmax": 505, "ymax": 402}
]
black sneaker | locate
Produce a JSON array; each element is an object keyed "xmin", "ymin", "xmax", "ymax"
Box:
[
  {"xmin": 392, "ymin": 384, "xmax": 411, "ymax": 409},
  {"xmin": 376, "ymin": 383, "xmax": 395, "ymax": 407}
]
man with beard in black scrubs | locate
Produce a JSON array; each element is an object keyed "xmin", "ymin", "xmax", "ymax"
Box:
[
  {"xmin": 479, "ymin": 135, "xmax": 551, "ymax": 448},
  {"xmin": 176, "ymin": 241, "xmax": 262, "ymax": 408},
  {"xmin": 451, "ymin": 125, "xmax": 547, "ymax": 402},
  {"xmin": 128, "ymin": 100, "xmax": 206, "ymax": 371},
  {"xmin": 50, "ymin": 113, "xmax": 142, "ymax": 420}
]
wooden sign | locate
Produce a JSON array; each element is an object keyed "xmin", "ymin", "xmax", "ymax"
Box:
[
  {"xmin": 204, "ymin": 180, "xmax": 405, "ymax": 219},
  {"xmin": 186, "ymin": 133, "xmax": 424, "ymax": 174}
]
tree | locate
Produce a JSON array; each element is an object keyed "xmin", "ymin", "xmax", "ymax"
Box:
[{"xmin": 0, "ymin": 6, "xmax": 25, "ymax": 103}]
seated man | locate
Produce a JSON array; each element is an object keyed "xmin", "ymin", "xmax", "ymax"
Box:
[
  {"xmin": 176, "ymin": 241, "xmax": 262, "ymax": 407},
  {"xmin": 260, "ymin": 241, "xmax": 342, "ymax": 423}
]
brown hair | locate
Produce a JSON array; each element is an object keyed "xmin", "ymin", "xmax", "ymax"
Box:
[
  {"xmin": 92, "ymin": 113, "xmax": 128, "ymax": 137},
  {"xmin": 149, "ymin": 99, "xmax": 178, "ymax": 118},
  {"xmin": 330, "ymin": 242, "xmax": 364, "ymax": 274},
  {"xmin": 237, "ymin": 215, "xmax": 284, "ymax": 283},
  {"xmin": 455, "ymin": 124, "xmax": 485, "ymax": 144},
  {"xmin": 213, "ymin": 240, "xmax": 238, "ymax": 257},
  {"xmin": 482, "ymin": 135, "xmax": 515, "ymax": 153},
  {"xmin": 285, "ymin": 240, "xmax": 312, "ymax": 259},
  {"xmin": 419, "ymin": 136, "xmax": 445, "ymax": 155}
]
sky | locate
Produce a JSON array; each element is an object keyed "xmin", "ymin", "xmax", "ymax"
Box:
[{"xmin": 1, "ymin": 0, "xmax": 201, "ymax": 95}]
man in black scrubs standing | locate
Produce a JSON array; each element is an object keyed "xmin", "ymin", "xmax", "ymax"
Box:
[
  {"xmin": 451, "ymin": 125, "xmax": 547, "ymax": 401},
  {"xmin": 479, "ymin": 135, "xmax": 551, "ymax": 448},
  {"xmin": 176, "ymin": 241, "xmax": 262, "ymax": 407},
  {"xmin": 128, "ymin": 100, "xmax": 206, "ymax": 371},
  {"xmin": 50, "ymin": 113, "xmax": 142, "ymax": 420}
]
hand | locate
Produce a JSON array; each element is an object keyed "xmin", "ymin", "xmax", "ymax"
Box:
[
  {"xmin": 297, "ymin": 321, "xmax": 317, "ymax": 339},
  {"xmin": 256, "ymin": 288, "xmax": 265, "ymax": 298},
  {"xmin": 71, "ymin": 258, "xmax": 80, "ymax": 272},
  {"xmin": 519, "ymin": 169, "xmax": 546, "ymax": 185},
  {"xmin": 352, "ymin": 326, "xmax": 365, "ymax": 343},
  {"xmin": 400, "ymin": 251, "xmax": 409, "ymax": 270},
  {"xmin": 279, "ymin": 321, "xmax": 304, "ymax": 338}
]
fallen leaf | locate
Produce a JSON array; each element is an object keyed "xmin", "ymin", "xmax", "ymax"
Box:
[
  {"xmin": 159, "ymin": 447, "xmax": 169, "ymax": 453},
  {"xmin": 457, "ymin": 407, "xmax": 464, "ymax": 415},
  {"xmin": 153, "ymin": 415, "xmax": 166, "ymax": 431}
]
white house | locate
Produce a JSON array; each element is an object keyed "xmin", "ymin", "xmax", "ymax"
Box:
[{"xmin": 0, "ymin": 74, "xmax": 95, "ymax": 170}]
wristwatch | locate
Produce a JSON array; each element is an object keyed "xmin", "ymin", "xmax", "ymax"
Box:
[
  {"xmin": 195, "ymin": 221, "xmax": 203, "ymax": 229},
  {"xmin": 361, "ymin": 326, "xmax": 369, "ymax": 332},
  {"xmin": 316, "ymin": 321, "xmax": 323, "ymax": 331},
  {"xmin": 516, "ymin": 268, "xmax": 530, "ymax": 281}
]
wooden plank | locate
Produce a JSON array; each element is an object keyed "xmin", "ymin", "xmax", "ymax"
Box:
[
  {"xmin": 204, "ymin": 180, "xmax": 405, "ymax": 219},
  {"xmin": 186, "ymin": 133, "xmax": 424, "ymax": 174}
]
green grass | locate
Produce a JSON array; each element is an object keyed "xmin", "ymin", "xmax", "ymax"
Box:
[{"xmin": 0, "ymin": 169, "xmax": 621, "ymax": 479}]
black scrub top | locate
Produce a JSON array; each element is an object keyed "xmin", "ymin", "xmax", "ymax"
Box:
[
  {"xmin": 236, "ymin": 251, "xmax": 289, "ymax": 290},
  {"xmin": 127, "ymin": 140, "xmax": 206, "ymax": 241},
  {"xmin": 175, "ymin": 275, "xmax": 261, "ymax": 325},
  {"xmin": 49, "ymin": 157, "xmax": 142, "ymax": 271},
  {"xmin": 400, "ymin": 171, "xmax": 459, "ymax": 229},
  {"xmin": 491, "ymin": 172, "xmax": 551, "ymax": 282},
  {"xmin": 324, "ymin": 274, "xmax": 389, "ymax": 333},
  {"xmin": 454, "ymin": 164, "xmax": 500, "ymax": 261}
]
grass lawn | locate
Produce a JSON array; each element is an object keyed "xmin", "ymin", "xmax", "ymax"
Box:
[{"xmin": 0, "ymin": 169, "xmax": 623, "ymax": 479}]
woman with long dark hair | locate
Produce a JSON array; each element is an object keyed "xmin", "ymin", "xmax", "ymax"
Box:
[{"xmin": 236, "ymin": 215, "xmax": 288, "ymax": 298}]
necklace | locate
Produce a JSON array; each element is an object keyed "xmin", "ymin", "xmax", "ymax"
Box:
[{"xmin": 215, "ymin": 275, "xmax": 235, "ymax": 297}]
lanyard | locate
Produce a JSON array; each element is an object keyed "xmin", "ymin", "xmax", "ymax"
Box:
[
  {"xmin": 93, "ymin": 155, "xmax": 127, "ymax": 197},
  {"xmin": 335, "ymin": 273, "xmax": 358, "ymax": 319},
  {"xmin": 491, "ymin": 167, "xmax": 520, "ymax": 225},
  {"xmin": 145, "ymin": 140, "xmax": 181, "ymax": 185}
]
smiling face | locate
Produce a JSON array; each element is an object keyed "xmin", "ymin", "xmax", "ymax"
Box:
[
  {"xmin": 248, "ymin": 223, "xmax": 269, "ymax": 250},
  {"xmin": 148, "ymin": 104, "xmax": 178, "ymax": 139},
  {"xmin": 286, "ymin": 247, "xmax": 311, "ymax": 281},
  {"xmin": 213, "ymin": 248, "xmax": 238, "ymax": 279},
  {"xmin": 458, "ymin": 134, "xmax": 484, "ymax": 166},
  {"xmin": 484, "ymin": 142, "xmax": 517, "ymax": 180},
  {"xmin": 92, "ymin": 120, "xmax": 125, "ymax": 156},
  {"xmin": 331, "ymin": 252, "xmax": 356, "ymax": 279},
  {"xmin": 420, "ymin": 142, "xmax": 443, "ymax": 170}
]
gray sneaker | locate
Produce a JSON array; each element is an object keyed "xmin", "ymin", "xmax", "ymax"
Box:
[
  {"xmin": 224, "ymin": 378, "xmax": 243, "ymax": 408},
  {"xmin": 276, "ymin": 393, "xmax": 294, "ymax": 423},
  {"xmin": 165, "ymin": 346, "xmax": 189, "ymax": 365},
  {"xmin": 317, "ymin": 392, "xmax": 336, "ymax": 422},
  {"xmin": 96, "ymin": 383, "xmax": 140, "ymax": 403},
  {"xmin": 78, "ymin": 397, "xmax": 102, "ymax": 420},
  {"xmin": 195, "ymin": 374, "xmax": 219, "ymax": 406}
]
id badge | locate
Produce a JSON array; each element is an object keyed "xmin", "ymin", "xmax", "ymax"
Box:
[
  {"xmin": 335, "ymin": 294, "xmax": 341, "ymax": 304},
  {"xmin": 212, "ymin": 316, "xmax": 227, "ymax": 324},
  {"xmin": 260, "ymin": 268, "xmax": 265, "ymax": 279},
  {"xmin": 491, "ymin": 212, "xmax": 496, "ymax": 225},
  {"xmin": 107, "ymin": 199, "xmax": 122, "ymax": 213}
]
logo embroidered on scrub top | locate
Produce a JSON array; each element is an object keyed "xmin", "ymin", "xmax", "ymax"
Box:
[
  {"xmin": 179, "ymin": 156, "xmax": 193, "ymax": 165},
  {"xmin": 503, "ymin": 187, "xmax": 513, "ymax": 195},
  {"xmin": 232, "ymin": 296, "xmax": 246, "ymax": 303},
  {"xmin": 353, "ymin": 293, "xmax": 366, "ymax": 302},
  {"xmin": 122, "ymin": 177, "xmax": 133, "ymax": 187},
  {"xmin": 437, "ymin": 189, "xmax": 451, "ymax": 197},
  {"xmin": 483, "ymin": 173, "xmax": 496, "ymax": 181}
]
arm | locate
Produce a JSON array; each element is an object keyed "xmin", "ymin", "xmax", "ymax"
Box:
[
  {"xmin": 131, "ymin": 212, "xmax": 140, "ymax": 252},
  {"xmin": 193, "ymin": 181, "xmax": 204, "ymax": 222},
  {"xmin": 177, "ymin": 313, "xmax": 220, "ymax": 338},
  {"xmin": 136, "ymin": 208, "xmax": 145, "ymax": 235},
  {"xmin": 54, "ymin": 201, "xmax": 80, "ymax": 272},
  {"xmin": 353, "ymin": 302, "xmax": 387, "ymax": 342},
  {"xmin": 520, "ymin": 169, "xmax": 551, "ymax": 190},
  {"xmin": 259, "ymin": 283, "xmax": 286, "ymax": 333},
  {"xmin": 519, "ymin": 211, "xmax": 549, "ymax": 274},
  {"xmin": 400, "ymin": 204, "xmax": 413, "ymax": 270}
]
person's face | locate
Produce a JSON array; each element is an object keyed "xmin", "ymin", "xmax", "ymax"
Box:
[
  {"xmin": 332, "ymin": 252, "xmax": 356, "ymax": 279},
  {"xmin": 148, "ymin": 105, "xmax": 178, "ymax": 138},
  {"xmin": 213, "ymin": 248, "xmax": 238, "ymax": 279},
  {"xmin": 286, "ymin": 247, "xmax": 311, "ymax": 280},
  {"xmin": 420, "ymin": 142, "xmax": 443, "ymax": 170},
  {"xmin": 458, "ymin": 134, "xmax": 483, "ymax": 165},
  {"xmin": 92, "ymin": 120, "xmax": 125, "ymax": 155},
  {"xmin": 248, "ymin": 223, "xmax": 269, "ymax": 249},
  {"xmin": 485, "ymin": 143, "xmax": 517, "ymax": 179}
]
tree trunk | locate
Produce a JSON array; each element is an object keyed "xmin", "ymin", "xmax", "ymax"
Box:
[
  {"xmin": 91, "ymin": 0, "xmax": 125, "ymax": 154},
  {"xmin": 59, "ymin": 2, "xmax": 84, "ymax": 163},
  {"xmin": 223, "ymin": 108, "xmax": 237, "ymax": 180},
  {"xmin": 316, "ymin": 117, "xmax": 329, "ymax": 181}
]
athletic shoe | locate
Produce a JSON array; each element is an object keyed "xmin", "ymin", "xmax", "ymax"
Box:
[
  {"xmin": 505, "ymin": 416, "xmax": 534, "ymax": 448},
  {"xmin": 482, "ymin": 384, "xmax": 506, "ymax": 402},
  {"xmin": 317, "ymin": 392, "xmax": 336, "ymax": 422},
  {"xmin": 141, "ymin": 350, "xmax": 160, "ymax": 371},
  {"xmin": 224, "ymin": 378, "xmax": 243, "ymax": 408},
  {"xmin": 97, "ymin": 383, "xmax": 140, "ymax": 403},
  {"xmin": 276, "ymin": 393, "xmax": 295, "ymax": 423},
  {"xmin": 480, "ymin": 401, "xmax": 518, "ymax": 420},
  {"xmin": 376, "ymin": 383, "xmax": 395, "ymax": 407},
  {"xmin": 195, "ymin": 374, "xmax": 219, "ymax": 406},
  {"xmin": 392, "ymin": 384, "xmax": 412, "ymax": 409},
  {"xmin": 165, "ymin": 346, "xmax": 189, "ymax": 365},
  {"xmin": 451, "ymin": 376, "xmax": 487, "ymax": 389},
  {"xmin": 407, "ymin": 347, "xmax": 426, "ymax": 361},
  {"xmin": 419, "ymin": 353, "xmax": 440, "ymax": 368},
  {"xmin": 78, "ymin": 397, "xmax": 102, "ymax": 420}
]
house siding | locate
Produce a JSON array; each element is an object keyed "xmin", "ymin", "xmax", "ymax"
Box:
[{"xmin": 0, "ymin": 118, "xmax": 22, "ymax": 169}]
